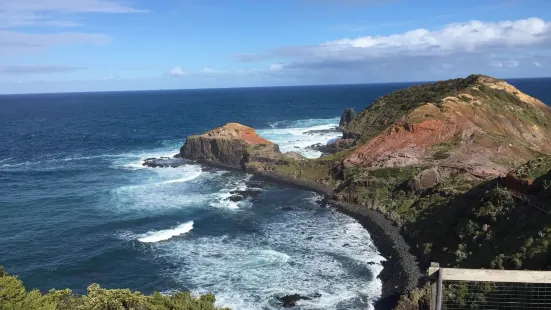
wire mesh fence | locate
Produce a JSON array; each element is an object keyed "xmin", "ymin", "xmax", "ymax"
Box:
[{"xmin": 442, "ymin": 280, "xmax": 551, "ymax": 309}]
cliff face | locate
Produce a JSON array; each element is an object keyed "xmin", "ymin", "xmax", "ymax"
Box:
[{"xmin": 180, "ymin": 123, "xmax": 278, "ymax": 168}]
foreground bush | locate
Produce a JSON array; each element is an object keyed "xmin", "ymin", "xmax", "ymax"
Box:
[{"xmin": 0, "ymin": 266, "xmax": 230, "ymax": 310}]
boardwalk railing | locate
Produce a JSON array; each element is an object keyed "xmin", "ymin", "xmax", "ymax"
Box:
[
  {"xmin": 428, "ymin": 262, "xmax": 551, "ymax": 309},
  {"xmin": 510, "ymin": 191, "xmax": 551, "ymax": 215}
]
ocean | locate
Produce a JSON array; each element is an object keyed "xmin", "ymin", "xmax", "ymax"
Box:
[{"xmin": 1, "ymin": 78, "xmax": 549, "ymax": 310}]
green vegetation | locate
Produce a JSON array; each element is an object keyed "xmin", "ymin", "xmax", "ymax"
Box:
[
  {"xmin": 514, "ymin": 155, "xmax": 551, "ymax": 179},
  {"xmin": 273, "ymin": 159, "xmax": 334, "ymax": 184},
  {"xmin": 432, "ymin": 151, "xmax": 450, "ymax": 160},
  {"xmin": 476, "ymin": 84, "xmax": 551, "ymax": 129},
  {"xmin": 0, "ymin": 266, "xmax": 229, "ymax": 310},
  {"xmin": 331, "ymin": 159, "xmax": 551, "ymax": 271},
  {"xmin": 346, "ymin": 74, "xmax": 497, "ymax": 143}
]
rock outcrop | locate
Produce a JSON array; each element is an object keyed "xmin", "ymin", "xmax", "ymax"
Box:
[
  {"xmin": 142, "ymin": 157, "xmax": 186, "ymax": 168},
  {"xmin": 339, "ymin": 108, "xmax": 356, "ymax": 128},
  {"xmin": 180, "ymin": 123, "xmax": 278, "ymax": 168}
]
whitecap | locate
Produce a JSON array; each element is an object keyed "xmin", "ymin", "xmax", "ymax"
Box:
[
  {"xmin": 60, "ymin": 154, "xmax": 122, "ymax": 162},
  {"xmin": 108, "ymin": 164, "xmax": 208, "ymax": 213},
  {"xmin": 257, "ymin": 117, "xmax": 341, "ymax": 158},
  {"xmin": 162, "ymin": 167, "xmax": 202, "ymax": 184},
  {"xmin": 148, "ymin": 205, "xmax": 384, "ymax": 310},
  {"xmin": 138, "ymin": 221, "xmax": 194, "ymax": 243},
  {"xmin": 108, "ymin": 139, "xmax": 184, "ymax": 170}
]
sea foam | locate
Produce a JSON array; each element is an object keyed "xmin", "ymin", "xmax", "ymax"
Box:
[
  {"xmin": 257, "ymin": 117, "xmax": 341, "ymax": 158},
  {"xmin": 138, "ymin": 221, "xmax": 194, "ymax": 243}
]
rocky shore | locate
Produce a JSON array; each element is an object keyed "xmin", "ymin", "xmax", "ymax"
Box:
[
  {"xmin": 229, "ymin": 169, "xmax": 422, "ymax": 309},
  {"xmin": 145, "ymin": 121, "xmax": 423, "ymax": 309}
]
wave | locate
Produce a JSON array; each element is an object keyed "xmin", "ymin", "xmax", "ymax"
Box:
[
  {"xmin": 138, "ymin": 221, "xmax": 194, "ymax": 243},
  {"xmin": 146, "ymin": 200, "xmax": 384, "ymax": 310},
  {"xmin": 268, "ymin": 117, "xmax": 340, "ymax": 129},
  {"xmin": 0, "ymin": 158, "xmax": 13, "ymax": 164},
  {"xmin": 208, "ymin": 174, "xmax": 252, "ymax": 210},
  {"xmin": 113, "ymin": 165, "xmax": 203, "ymax": 192},
  {"xmin": 0, "ymin": 139, "xmax": 183, "ymax": 172},
  {"xmin": 258, "ymin": 117, "xmax": 341, "ymax": 159},
  {"xmin": 60, "ymin": 154, "xmax": 122, "ymax": 162},
  {"xmin": 162, "ymin": 168, "xmax": 203, "ymax": 184}
]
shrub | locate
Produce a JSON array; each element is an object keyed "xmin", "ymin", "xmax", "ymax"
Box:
[{"xmin": 0, "ymin": 267, "xmax": 230, "ymax": 310}]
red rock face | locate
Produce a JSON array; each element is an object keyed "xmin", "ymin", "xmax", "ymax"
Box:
[
  {"xmin": 504, "ymin": 172, "xmax": 535, "ymax": 194},
  {"xmin": 206, "ymin": 123, "xmax": 273, "ymax": 145},
  {"xmin": 344, "ymin": 119, "xmax": 462, "ymax": 167}
]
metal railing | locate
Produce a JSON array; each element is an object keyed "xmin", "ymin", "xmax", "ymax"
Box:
[
  {"xmin": 428, "ymin": 263, "xmax": 551, "ymax": 309},
  {"xmin": 510, "ymin": 191, "xmax": 551, "ymax": 215}
]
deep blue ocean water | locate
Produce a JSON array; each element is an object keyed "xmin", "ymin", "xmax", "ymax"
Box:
[{"xmin": 1, "ymin": 78, "xmax": 550, "ymax": 310}]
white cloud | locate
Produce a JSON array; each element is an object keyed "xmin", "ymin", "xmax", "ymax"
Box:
[
  {"xmin": 0, "ymin": 64, "xmax": 85, "ymax": 75},
  {"xmin": 0, "ymin": 31, "xmax": 111, "ymax": 56},
  {"xmin": 1, "ymin": 0, "xmax": 148, "ymax": 15},
  {"xmin": 533, "ymin": 61, "xmax": 543, "ymax": 67},
  {"xmin": 323, "ymin": 18, "xmax": 548, "ymax": 55},
  {"xmin": 169, "ymin": 66, "xmax": 186, "ymax": 77},
  {"xmin": 270, "ymin": 63, "xmax": 285, "ymax": 71},
  {"xmin": 0, "ymin": 0, "xmax": 147, "ymax": 58},
  {"xmin": 0, "ymin": 1, "xmax": 147, "ymax": 29},
  {"xmin": 237, "ymin": 17, "xmax": 551, "ymax": 64},
  {"xmin": 489, "ymin": 59, "xmax": 520, "ymax": 68},
  {"xmin": 203, "ymin": 68, "xmax": 229, "ymax": 74}
]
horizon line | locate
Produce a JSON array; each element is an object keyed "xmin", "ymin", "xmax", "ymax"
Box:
[{"xmin": 1, "ymin": 75, "xmax": 550, "ymax": 97}]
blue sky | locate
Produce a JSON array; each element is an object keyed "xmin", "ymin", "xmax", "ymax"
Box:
[{"xmin": 0, "ymin": 0, "xmax": 550, "ymax": 94}]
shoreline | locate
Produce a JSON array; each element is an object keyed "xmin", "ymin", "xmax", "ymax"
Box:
[{"xmin": 191, "ymin": 159, "xmax": 423, "ymax": 309}]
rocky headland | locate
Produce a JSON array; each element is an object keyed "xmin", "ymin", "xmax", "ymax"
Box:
[{"xmin": 145, "ymin": 74, "xmax": 551, "ymax": 309}]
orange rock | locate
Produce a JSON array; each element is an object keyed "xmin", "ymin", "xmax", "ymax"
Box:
[{"xmin": 205, "ymin": 123, "xmax": 273, "ymax": 145}]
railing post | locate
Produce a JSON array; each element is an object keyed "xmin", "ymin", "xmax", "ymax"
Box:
[
  {"xmin": 429, "ymin": 262, "xmax": 440, "ymax": 310},
  {"xmin": 435, "ymin": 267, "xmax": 443, "ymax": 310}
]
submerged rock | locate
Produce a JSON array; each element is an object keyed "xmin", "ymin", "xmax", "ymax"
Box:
[
  {"xmin": 306, "ymin": 138, "xmax": 355, "ymax": 156},
  {"xmin": 225, "ymin": 189, "xmax": 262, "ymax": 202},
  {"xmin": 142, "ymin": 157, "xmax": 186, "ymax": 168},
  {"xmin": 227, "ymin": 195, "xmax": 244, "ymax": 202},
  {"xmin": 278, "ymin": 293, "xmax": 321, "ymax": 308}
]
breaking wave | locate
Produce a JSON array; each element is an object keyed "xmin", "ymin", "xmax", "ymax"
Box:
[
  {"xmin": 138, "ymin": 221, "xmax": 194, "ymax": 243},
  {"xmin": 258, "ymin": 117, "xmax": 341, "ymax": 158}
]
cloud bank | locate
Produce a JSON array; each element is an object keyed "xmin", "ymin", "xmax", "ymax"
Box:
[
  {"xmin": 0, "ymin": 0, "xmax": 146, "ymax": 72},
  {"xmin": 234, "ymin": 17, "xmax": 551, "ymax": 81}
]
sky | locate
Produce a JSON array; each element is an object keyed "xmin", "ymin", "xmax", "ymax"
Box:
[{"xmin": 0, "ymin": 0, "xmax": 550, "ymax": 94}]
